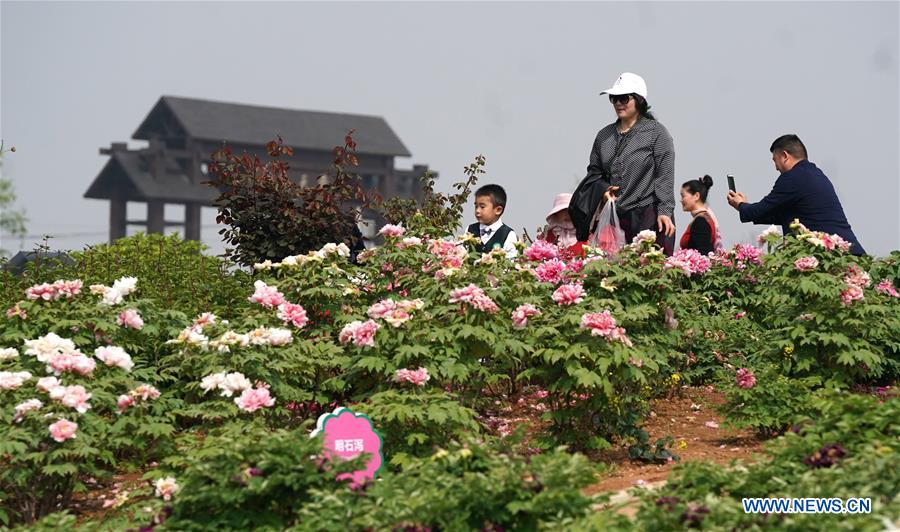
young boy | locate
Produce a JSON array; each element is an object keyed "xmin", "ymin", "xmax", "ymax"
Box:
[{"xmin": 467, "ymin": 184, "xmax": 518, "ymax": 258}]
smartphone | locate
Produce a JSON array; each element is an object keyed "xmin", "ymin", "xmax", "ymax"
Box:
[{"xmin": 727, "ymin": 174, "xmax": 736, "ymax": 192}]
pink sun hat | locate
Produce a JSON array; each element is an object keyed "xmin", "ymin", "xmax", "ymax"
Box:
[{"xmin": 546, "ymin": 193, "xmax": 573, "ymax": 223}]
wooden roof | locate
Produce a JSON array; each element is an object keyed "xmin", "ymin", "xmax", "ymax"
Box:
[
  {"xmin": 84, "ymin": 151, "xmax": 217, "ymax": 203},
  {"xmin": 132, "ymin": 96, "xmax": 412, "ymax": 157}
]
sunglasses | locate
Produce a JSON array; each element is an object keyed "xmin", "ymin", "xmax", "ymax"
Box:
[{"xmin": 608, "ymin": 94, "xmax": 634, "ymax": 105}]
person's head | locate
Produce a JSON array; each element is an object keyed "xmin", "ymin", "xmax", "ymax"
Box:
[
  {"xmin": 769, "ymin": 134, "xmax": 808, "ymax": 173},
  {"xmin": 546, "ymin": 192, "xmax": 573, "ymax": 226},
  {"xmin": 549, "ymin": 210, "xmax": 572, "ymax": 226},
  {"xmin": 601, "ymin": 72, "xmax": 656, "ymax": 121},
  {"xmin": 680, "ymin": 175, "xmax": 714, "ymax": 212},
  {"xmin": 474, "ymin": 184, "xmax": 507, "ymax": 225}
]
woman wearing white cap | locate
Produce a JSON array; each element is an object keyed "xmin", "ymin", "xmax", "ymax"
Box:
[{"xmin": 570, "ymin": 72, "xmax": 676, "ymax": 255}]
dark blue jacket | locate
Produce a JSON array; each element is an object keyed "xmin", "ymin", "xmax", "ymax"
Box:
[{"xmin": 739, "ymin": 160, "xmax": 865, "ymax": 255}]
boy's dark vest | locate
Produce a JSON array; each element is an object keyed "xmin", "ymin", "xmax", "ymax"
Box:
[{"xmin": 467, "ymin": 223, "xmax": 513, "ymax": 254}]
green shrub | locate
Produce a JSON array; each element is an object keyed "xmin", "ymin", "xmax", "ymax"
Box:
[
  {"xmin": 716, "ymin": 364, "xmax": 818, "ymax": 438},
  {"xmin": 745, "ymin": 225, "xmax": 900, "ymax": 386},
  {"xmin": 356, "ymin": 389, "xmax": 481, "ymax": 467},
  {"xmin": 1, "ymin": 233, "xmax": 249, "ymax": 317},
  {"xmin": 297, "ymin": 439, "xmax": 603, "ymax": 531},
  {"xmin": 0, "ymin": 280, "xmax": 180, "ymax": 525},
  {"xmin": 587, "ymin": 391, "xmax": 900, "ymax": 531}
]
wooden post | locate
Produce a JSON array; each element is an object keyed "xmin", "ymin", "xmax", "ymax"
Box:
[
  {"xmin": 185, "ymin": 203, "xmax": 201, "ymax": 240},
  {"xmin": 184, "ymin": 141, "xmax": 203, "ymax": 241},
  {"xmin": 384, "ymin": 156, "xmax": 397, "ymax": 199},
  {"xmin": 147, "ymin": 201, "xmax": 165, "ymax": 234},
  {"xmin": 110, "ymin": 198, "xmax": 127, "ymax": 242}
]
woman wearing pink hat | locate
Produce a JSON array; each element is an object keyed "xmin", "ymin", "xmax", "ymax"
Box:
[
  {"xmin": 540, "ymin": 193, "xmax": 587, "ymax": 258},
  {"xmin": 570, "ymin": 72, "xmax": 676, "ymax": 255}
]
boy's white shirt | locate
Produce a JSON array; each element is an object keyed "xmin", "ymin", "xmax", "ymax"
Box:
[{"xmin": 478, "ymin": 218, "xmax": 518, "ymax": 258}]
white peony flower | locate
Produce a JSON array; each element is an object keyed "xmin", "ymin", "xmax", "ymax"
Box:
[
  {"xmin": 200, "ymin": 372, "xmax": 227, "ymax": 394},
  {"xmin": 219, "ymin": 372, "xmax": 252, "ymax": 397}
]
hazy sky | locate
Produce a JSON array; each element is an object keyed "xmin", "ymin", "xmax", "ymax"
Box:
[{"xmin": 2, "ymin": 1, "xmax": 898, "ymax": 257}]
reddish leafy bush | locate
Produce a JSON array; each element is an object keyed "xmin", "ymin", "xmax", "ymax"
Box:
[{"xmin": 209, "ymin": 133, "xmax": 378, "ymax": 267}]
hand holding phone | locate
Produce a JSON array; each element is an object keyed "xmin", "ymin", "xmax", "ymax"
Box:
[{"xmin": 727, "ymin": 174, "xmax": 736, "ymax": 192}]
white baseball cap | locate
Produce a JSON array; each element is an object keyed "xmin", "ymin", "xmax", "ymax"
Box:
[{"xmin": 599, "ymin": 72, "xmax": 648, "ymax": 98}]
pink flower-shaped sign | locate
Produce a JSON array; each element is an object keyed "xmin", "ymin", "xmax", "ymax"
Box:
[{"xmin": 312, "ymin": 407, "xmax": 383, "ymax": 486}]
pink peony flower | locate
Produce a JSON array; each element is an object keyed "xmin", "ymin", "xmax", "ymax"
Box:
[
  {"xmin": 71, "ymin": 354, "xmax": 97, "ymax": 375},
  {"xmin": 733, "ymin": 243, "xmax": 763, "ymax": 266},
  {"xmin": 394, "ymin": 367, "xmax": 430, "ymax": 386},
  {"xmin": 131, "ymin": 384, "xmax": 161, "ymax": 401},
  {"xmin": 154, "ymin": 477, "xmax": 179, "ymax": 501},
  {"xmin": 94, "ymin": 346, "xmax": 134, "ymax": 372},
  {"xmin": 840, "ymin": 285, "xmax": 864, "ymax": 306},
  {"xmin": 49, "ymin": 419, "xmax": 78, "ymax": 443},
  {"xmin": 59, "ymin": 385, "xmax": 91, "ymax": 413},
  {"xmin": 524, "ymin": 240, "xmax": 559, "ymax": 262},
  {"xmin": 449, "ymin": 284, "xmax": 499, "ymax": 313},
  {"xmin": 26, "ymin": 280, "xmax": 81, "ymax": 301},
  {"xmin": 26, "ymin": 283, "xmax": 58, "ymax": 301},
  {"xmin": 338, "ymin": 320, "xmax": 381, "ymax": 348},
  {"xmin": 565, "ymin": 258, "xmax": 585, "ymax": 274},
  {"xmin": 115, "ymin": 383, "xmax": 161, "ymax": 414},
  {"xmin": 511, "ymin": 304, "xmax": 542, "ymax": 329},
  {"xmin": 382, "ymin": 309, "xmax": 412, "ymax": 327},
  {"xmin": 632, "ymin": 230, "xmax": 658, "ymax": 245},
  {"xmin": 735, "ymin": 311, "xmax": 746, "ymax": 319},
  {"xmin": 665, "ymin": 249, "xmax": 711, "ymax": 276},
  {"xmin": 36, "ymin": 376, "xmax": 60, "ymax": 392},
  {"xmin": 794, "ymin": 256, "xmax": 819, "ymax": 272},
  {"xmin": 551, "ymin": 283, "xmax": 586, "ymax": 306},
  {"xmin": 843, "ymin": 265, "xmax": 871, "ymax": 289},
  {"xmin": 470, "ymin": 294, "xmax": 499, "ymax": 313},
  {"xmin": 248, "ymin": 280, "xmax": 286, "ymax": 309},
  {"xmin": 277, "ymin": 302, "xmax": 309, "ymax": 328},
  {"xmin": 875, "ymin": 280, "xmax": 899, "ymax": 298},
  {"xmin": 116, "ymin": 309, "xmax": 144, "ymax": 330},
  {"xmin": 735, "ymin": 368, "xmax": 756, "ymax": 389},
  {"xmin": 367, "ymin": 299, "xmax": 398, "ymax": 320},
  {"xmin": 234, "ymin": 386, "xmax": 276, "ymax": 412},
  {"xmin": 6, "ymin": 302, "xmax": 27, "ymax": 320},
  {"xmin": 822, "ymin": 233, "xmax": 851, "ymax": 252},
  {"xmin": 13, "ymin": 399, "xmax": 43, "ymax": 422},
  {"xmin": 53, "ymin": 280, "xmax": 82, "ymax": 298},
  {"xmin": 193, "ymin": 312, "xmax": 217, "ymax": 329},
  {"xmin": 709, "ymin": 249, "xmax": 734, "ymax": 267},
  {"xmin": 397, "ymin": 236, "xmax": 423, "ymax": 249},
  {"xmin": 48, "ymin": 385, "xmax": 66, "ymax": 400},
  {"xmin": 0, "ymin": 371, "xmax": 32, "ymax": 390},
  {"xmin": 46, "ymin": 352, "xmax": 96, "ymax": 376},
  {"xmin": 427, "ymin": 240, "xmax": 468, "ymax": 269},
  {"xmin": 378, "ymin": 224, "xmax": 405, "ymax": 237},
  {"xmin": 448, "ymin": 284, "xmax": 481, "ymax": 304},
  {"xmin": 532, "ymin": 259, "xmax": 567, "ymax": 284},
  {"xmin": 579, "ymin": 312, "xmax": 633, "ymax": 347},
  {"xmin": 117, "ymin": 394, "xmax": 135, "ymax": 413}
]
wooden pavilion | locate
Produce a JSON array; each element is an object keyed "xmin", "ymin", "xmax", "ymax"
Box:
[{"xmin": 85, "ymin": 96, "xmax": 433, "ymax": 242}]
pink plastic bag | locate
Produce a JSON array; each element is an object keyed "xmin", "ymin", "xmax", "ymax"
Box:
[{"xmin": 588, "ymin": 199, "xmax": 626, "ymax": 255}]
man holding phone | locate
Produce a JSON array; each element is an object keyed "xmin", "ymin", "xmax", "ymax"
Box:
[{"xmin": 727, "ymin": 134, "xmax": 865, "ymax": 255}]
